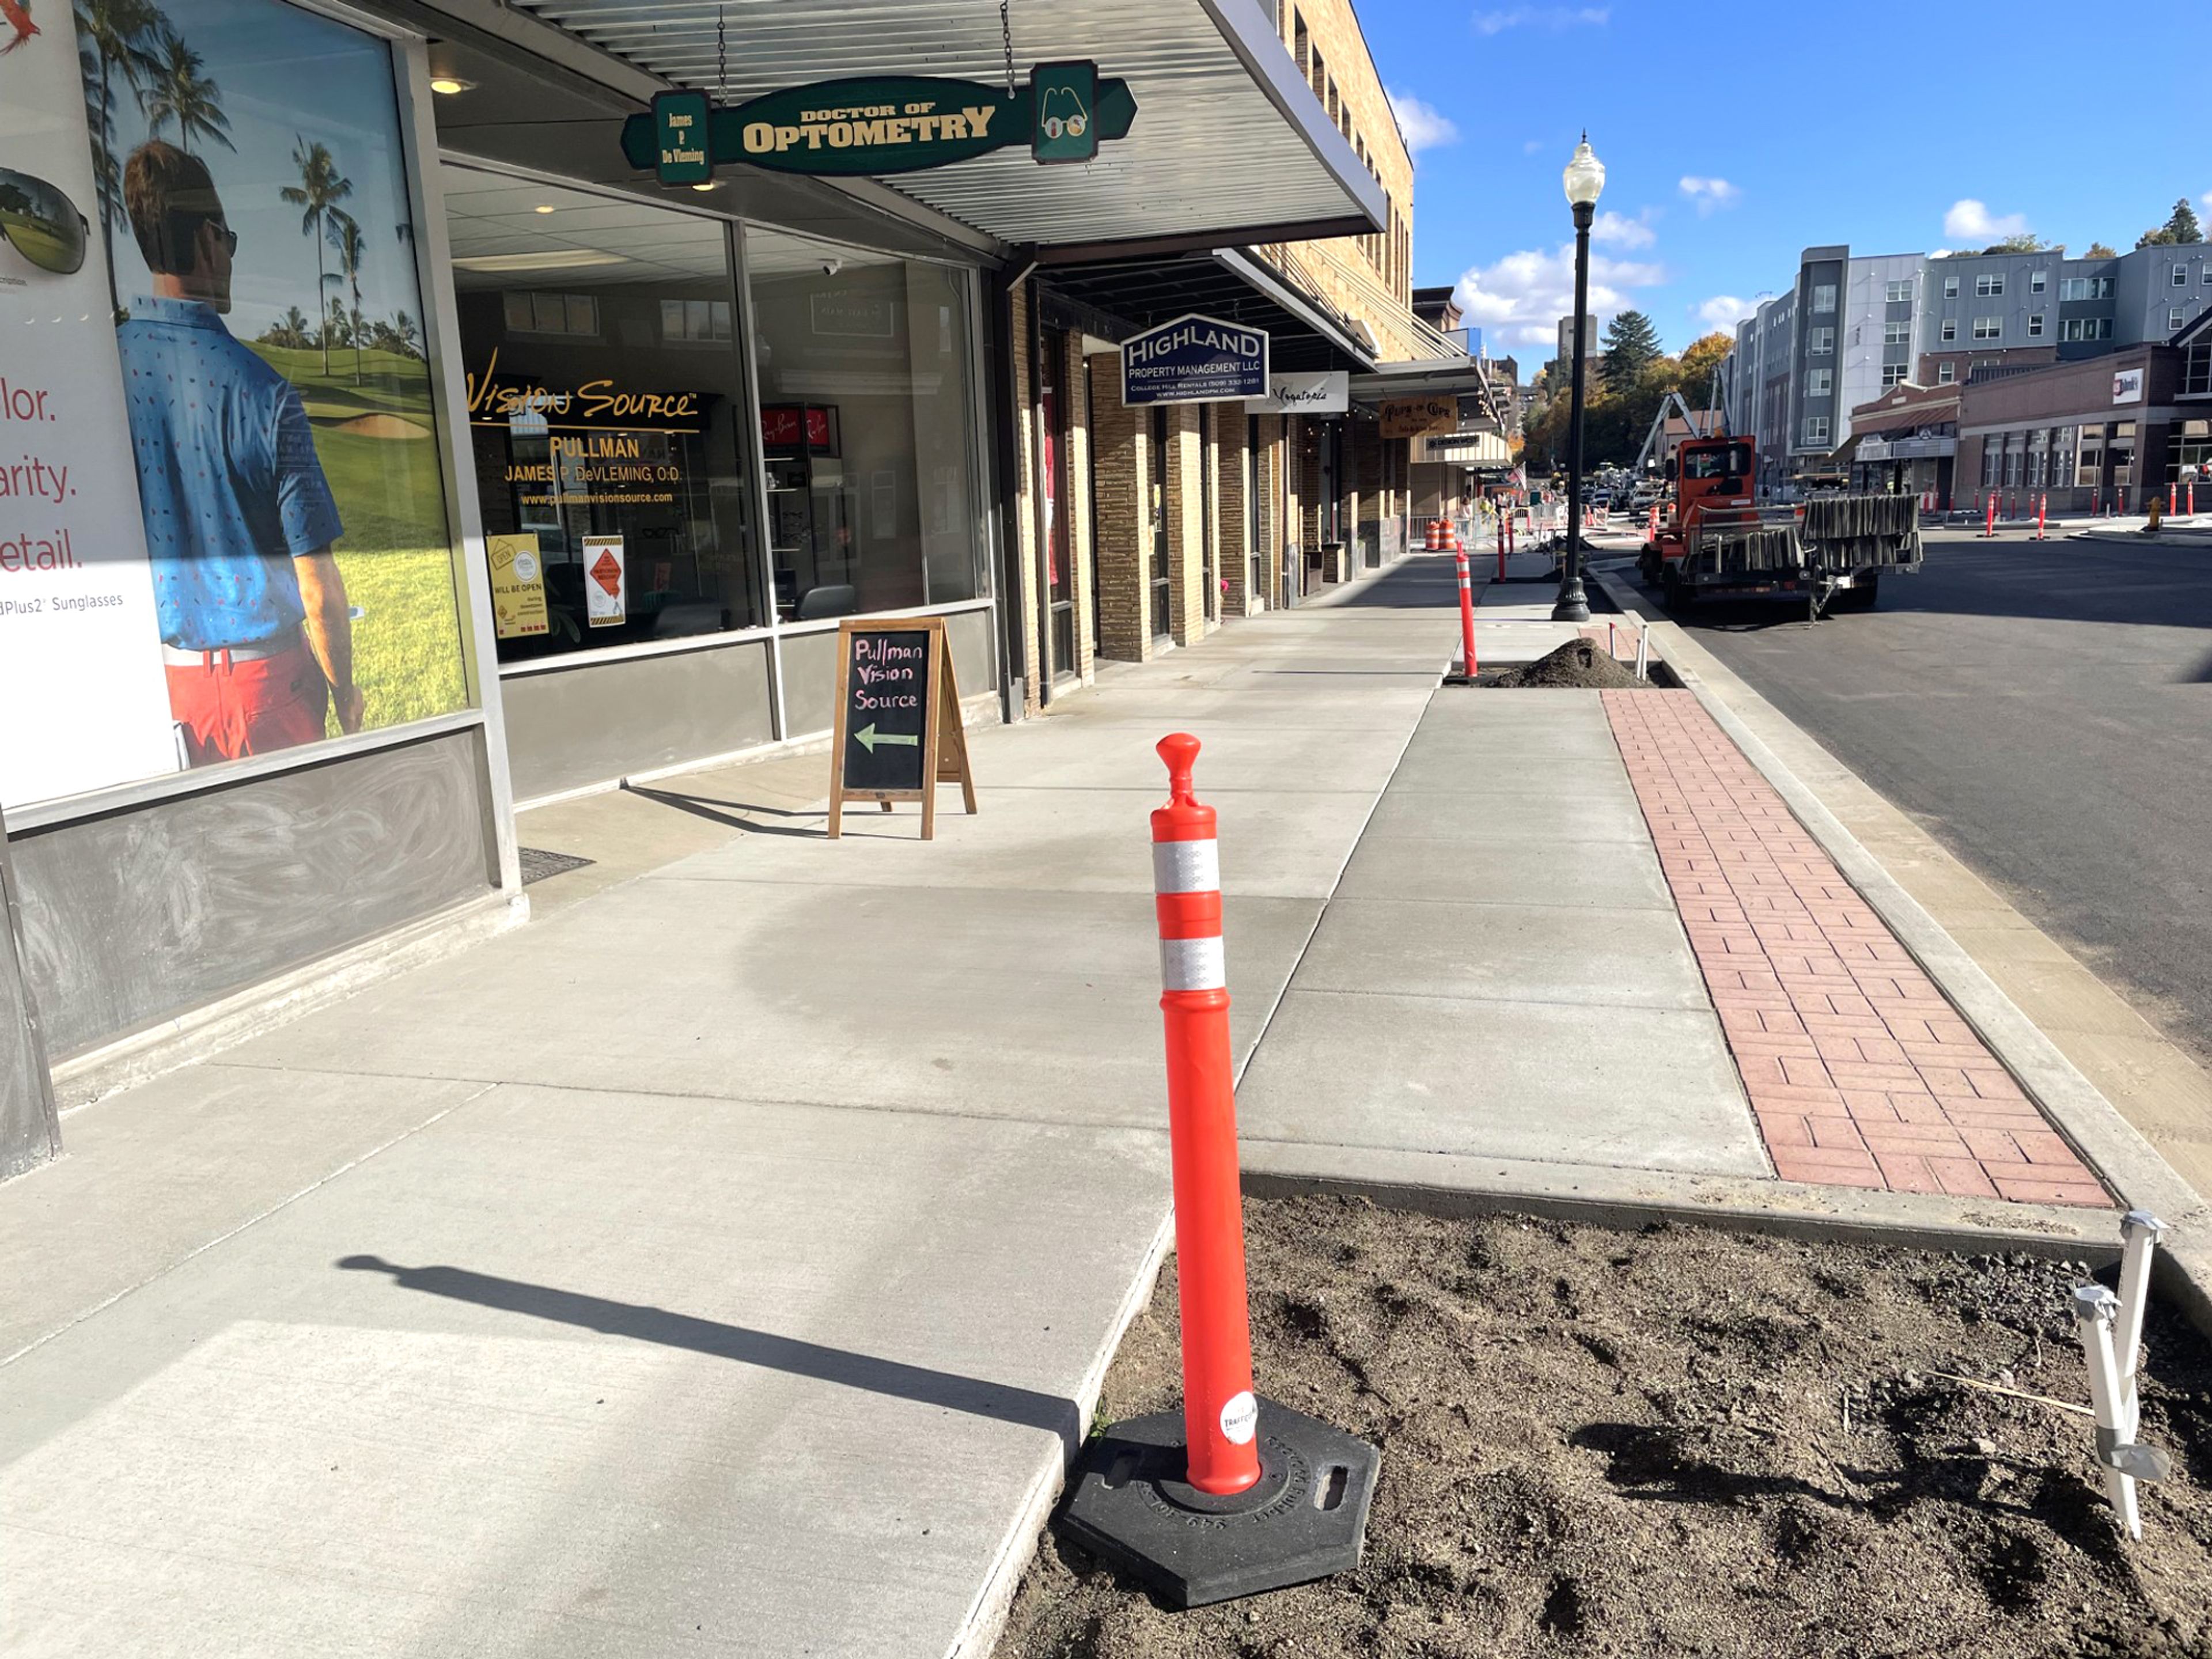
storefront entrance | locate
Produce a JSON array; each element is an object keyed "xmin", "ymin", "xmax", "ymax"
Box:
[
  {"xmin": 1150, "ymin": 406, "xmax": 1172, "ymax": 641},
  {"xmin": 1041, "ymin": 328, "xmax": 1077, "ymax": 683}
]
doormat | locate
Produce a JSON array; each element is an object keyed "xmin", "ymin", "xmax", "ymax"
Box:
[{"xmin": 518, "ymin": 847, "xmax": 596, "ymax": 885}]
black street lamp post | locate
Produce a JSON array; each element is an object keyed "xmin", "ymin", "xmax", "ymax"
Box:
[{"xmin": 1553, "ymin": 134, "xmax": 1605, "ymax": 624}]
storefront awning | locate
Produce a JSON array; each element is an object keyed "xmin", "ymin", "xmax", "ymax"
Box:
[
  {"xmin": 1032, "ymin": 247, "xmax": 1373, "ymax": 371},
  {"xmin": 469, "ymin": 0, "xmax": 1384, "ymax": 256}
]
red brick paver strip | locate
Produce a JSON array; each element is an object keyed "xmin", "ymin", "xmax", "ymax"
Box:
[{"xmin": 1602, "ymin": 690, "xmax": 2110, "ymax": 1207}]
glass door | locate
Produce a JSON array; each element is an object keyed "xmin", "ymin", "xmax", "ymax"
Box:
[
  {"xmin": 1041, "ymin": 329, "xmax": 1075, "ymax": 681},
  {"xmin": 1245, "ymin": 415, "xmax": 1260, "ymax": 610},
  {"xmin": 1200, "ymin": 404, "xmax": 1217, "ymax": 623},
  {"xmin": 1150, "ymin": 405, "xmax": 1172, "ymax": 640}
]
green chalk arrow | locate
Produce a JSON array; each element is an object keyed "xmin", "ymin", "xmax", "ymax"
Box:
[{"xmin": 855, "ymin": 724, "xmax": 918, "ymax": 754}]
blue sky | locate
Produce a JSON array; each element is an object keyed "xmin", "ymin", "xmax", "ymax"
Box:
[{"xmin": 1366, "ymin": 2, "xmax": 2209, "ymax": 360}]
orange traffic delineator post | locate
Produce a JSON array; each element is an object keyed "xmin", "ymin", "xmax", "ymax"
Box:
[
  {"xmin": 1494, "ymin": 509, "xmax": 1507, "ymax": 580},
  {"xmin": 1056, "ymin": 736, "xmax": 1380, "ymax": 1608},
  {"xmin": 1456, "ymin": 546, "xmax": 1478, "ymax": 679},
  {"xmin": 2036, "ymin": 493, "xmax": 2047, "ymax": 540},
  {"xmin": 1985, "ymin": 494, "xmax": 1997, "ymax": 538}
]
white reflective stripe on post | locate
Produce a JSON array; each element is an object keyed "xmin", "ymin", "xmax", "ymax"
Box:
[
  {"xmin": 1152, "ymin": 838, "xmax": 1221, "ymax": 896},
  {"xmin": 1159, "ymin": 936, "xmax": 1226, "ymax": 992}
]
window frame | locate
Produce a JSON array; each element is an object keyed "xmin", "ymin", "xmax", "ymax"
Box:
[
  {"xmin": 1972, "ymin": 316, "xmax": 2002, "ymax": 340},
  {"xmin": 1802, "ymin": 415, "xmax": 1831, "ymax": 446},
  {"xmin": 1943, "ymin": 274, "xmax": 1960, "ymax": 298},
  {"xmin": 1941, "ymin": 318, "xmax": 1957, "ymax": 342},
  {"xmin": 2027, "ymin": 313, "xmax": 2044, "ymax": 339},
  {"xmin": 1975, "ymin": 272, "xmax": 2005, "ymax": 297}
]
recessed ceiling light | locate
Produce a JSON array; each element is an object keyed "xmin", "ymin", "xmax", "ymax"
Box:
[
  {"xmin": 427, "ymin": 75, "xmax": 475, "ymax": 95},
  {"xmin": 691, "ymin": 180, "xmax": 721, "ymax": 192},
  {"xmin": 534, "ymin": 204, "xmax": 557, "ymax": 214}
]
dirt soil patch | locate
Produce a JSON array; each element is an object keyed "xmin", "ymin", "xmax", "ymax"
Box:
[
  {"xmin": 998, "ymin": 1198, "xmax": 2212, "ymax": 1659},
  {"xmin": 1480, "ymin": 638, "xmax": 1647, "ymax": 690}
]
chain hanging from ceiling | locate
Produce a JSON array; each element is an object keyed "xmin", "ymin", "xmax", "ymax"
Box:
[
  {"xmin": 999, "ymin": 0, "xmax": 1014, "ymax": 96},
  {"xmin": 715, "ymin": 5, "xmax": 728, "ymax": 98}
]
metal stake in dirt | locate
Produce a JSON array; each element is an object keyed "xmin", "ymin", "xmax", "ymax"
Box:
[
  {"xmin": 1055, "ymin": 736, "xmax": 1381, "ymax": 1608},
  {"xmin": 1456, "ymin": 547, "xmax": 1478, "ymax": 679}
]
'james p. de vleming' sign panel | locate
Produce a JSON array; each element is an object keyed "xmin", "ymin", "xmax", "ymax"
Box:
[
  {"xmin": 1122, "ymin": 315, "xmax": 1270, "ymax": 407},
  {"xmin": 626, "ymin": 73, "xmax": 1136, "ymax": 181}
]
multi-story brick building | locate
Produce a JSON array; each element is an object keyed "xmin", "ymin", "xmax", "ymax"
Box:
[{"xmin": 1722, "ymin": 241, "xmax": 2212, "ymax": 499}]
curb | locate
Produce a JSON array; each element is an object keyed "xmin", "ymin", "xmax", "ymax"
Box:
[
  {"xmin": 1590, "ymin": 566, "xmax": 2212, "ymax": 1336},
  {"xmin": 1242, "ymin": 1141, "xmax": 2123, "ymax": 1261}
]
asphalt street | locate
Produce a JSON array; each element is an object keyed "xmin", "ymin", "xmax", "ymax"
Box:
[{"xmin": 1627, "ymin": 529, "xmax": 2212, "ymax": 1069}]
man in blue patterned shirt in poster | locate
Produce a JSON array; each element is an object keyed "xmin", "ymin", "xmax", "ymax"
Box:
[{"xmin": 116, "ymin": 141, "xmax": 363, "ymax": 764}]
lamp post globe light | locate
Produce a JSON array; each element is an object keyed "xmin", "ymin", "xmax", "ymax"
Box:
[{"xmin": 1553, "ymin": 134, "xmax": 1604, "ymax": 623}]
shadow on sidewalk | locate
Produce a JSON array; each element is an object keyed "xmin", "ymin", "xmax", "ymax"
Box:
[
  {"xmin": 624, "ymin": 783, "xmax": 827, "ymax": 838},
  {"xmin": 336, "ymin": 1255, "xmax": 1081, "ymax": 1451}
]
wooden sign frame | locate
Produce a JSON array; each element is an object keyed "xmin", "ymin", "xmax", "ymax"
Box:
[{"xmin": 827, "ymin": 616, "xmax": 977, "ymax": 840}]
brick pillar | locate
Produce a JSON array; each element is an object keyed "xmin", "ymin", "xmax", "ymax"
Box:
[
  {"xmin": 1088, "ymin": 350, "xmax": 1151, "ymax": 660},
  {"xmin": 1165, "ymin": 402, "xmax": 1205, "ymax": 647},
  {"xmin": 1219, "ymin": 411, "xmax": 1251, "ymax": 617}
]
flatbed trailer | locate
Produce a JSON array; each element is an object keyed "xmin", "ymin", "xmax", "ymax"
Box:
[{"xmin": 1635, "ymin": 437, "xmax": 1922, "ymax": 619}]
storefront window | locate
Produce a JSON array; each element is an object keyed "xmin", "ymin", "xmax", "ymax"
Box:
[
  {"xmin": 745, "ymin": 228, "xmax": 980, "ymax": 619},
  {"xmin": 2173, "ymin": 421, "xmax": 2211, "ymax": 487},
  {"xmin": 2111, "ymin": 422, "xmax": 2135, "ymax": 487},
  {"xmin": 2, "ymin": 0, "xmax": 468, "ymax": 811},
  {"xmin": 2077, "ymin": 426, "xmax": 2105, "ymax": 490},
  {"xmin": 446, "ymin": 168, "xmax": 759, "ymax": 661}
]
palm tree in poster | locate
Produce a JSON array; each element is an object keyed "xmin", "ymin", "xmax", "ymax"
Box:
[
  {"xmin": 74, "ymin": 0, "xmax": 165, "ymax": 315},
  {"xmin": 325, "ymin": 209, "xmax": 368, "ymax": 383},
  {"xmin": 142, "ymin": 26, "xmax": 233, "ymax": 157},
  {"xmin": 280, "ymin": 135, "xmax": 351, "ymax": 377}
]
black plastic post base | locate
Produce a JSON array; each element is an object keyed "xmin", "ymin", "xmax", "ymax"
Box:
[{"xmin": 1055, "ymin": 1397, "xmax": 1380, "ymax": 1609}]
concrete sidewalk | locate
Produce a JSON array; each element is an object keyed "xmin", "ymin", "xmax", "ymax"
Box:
[
  {"xmin": 3, "ymin": 551, "xmax": 2202, "ymax": 1658},
  {"xmin": 0, "ymin": 561, "xmax": 1465, "ymax": 1659}
]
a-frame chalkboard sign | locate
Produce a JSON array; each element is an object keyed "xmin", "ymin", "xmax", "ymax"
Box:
[{"xmin": 827, "ymin": 617, "xmax": 977, "ymax": 839}]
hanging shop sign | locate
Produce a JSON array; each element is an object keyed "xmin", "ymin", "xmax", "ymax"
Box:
[
  {"xmin": 1380, "ymin": 396, "xmax": 1460, "ymax": 441},
  {"xmin": 1029, "ymin": 60, "xmax": 1099, "ymax": 165},
  {"xmin": 628, "ymin": 69, "xmax": 1135, "ymax": 183},
  {"xmin": 1123, "ymin": 314, "xmax": 1270, "ymax": 407},
  {"xmin": 1244, "ymin": 370, "xmax": 1349, "ymax": 415},
  {"xmin": 653, "ymin": 89, "xmax": 714, "ymax": 187},
  {"xmin": 827, "ymin": 617, "xmax": 976, "ymax": 840}
]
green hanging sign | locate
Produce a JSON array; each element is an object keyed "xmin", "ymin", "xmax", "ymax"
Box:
[
  {"xmin": 623, "ymin": 69, "xmax": 1135, "ymax": 181},
  {"xmin": 652, "ymin": 89, "xmax": 714, "ymax": 186}
]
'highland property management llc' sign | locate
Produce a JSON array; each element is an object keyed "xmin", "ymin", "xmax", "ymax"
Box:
[
  {"xmin": 634, "ymin": 66, "xmax": 1135, "ymax": 184},
  {"xmin": 1122, "ymin": 314, "xmax": 1270, "ymax": 406}
]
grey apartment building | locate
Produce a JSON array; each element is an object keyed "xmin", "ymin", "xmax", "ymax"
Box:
[{"xmin": 1720, "ymin": 241, "xmax": 2212, "ymax": 499}]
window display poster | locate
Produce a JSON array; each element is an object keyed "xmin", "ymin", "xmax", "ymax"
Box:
[
  {"xmin": 0, "ymin": 12, "xmax": 180, "ymax": 808},
  {"xmin": 0, "ymin": 0, "xmax": 471, "ymax": 813},
  {"xmin": 487, "ymin": 533, "xmax": 549, "ymax": 639},
  {"xmin": 584, "ymin": 535, "xmax": 626, "ymax": 627}
]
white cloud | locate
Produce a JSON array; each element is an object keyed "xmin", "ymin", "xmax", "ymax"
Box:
[
  {"xmin": 1523, "ymin": 139, "xmax": 1546, "ymax": 156},
  {"xmin": 1590, "ymin": 210, "xmax": 1656, "ymax": 249},
  {"xmin": 1452, "ymin": 243, "xmax": 1665, "ymax": 352},
  {"xmin": 1695, "ymin": 295, "xmax": 1755, "ymax": 331},
  {"xmin": 1942, "ymin": 198, "xmax": 2030, "ymax": 241},
  {"xmin": 1387, "ymin": 90, "xmax": 1459, "ymax": 158},
  {"xmin": 1472, "ymin": 5, "xmax": 1609, "ymax": 35},
  {"xmin": 1678, "ymin": 176, "xmax": 1740, "ymax": 215}
]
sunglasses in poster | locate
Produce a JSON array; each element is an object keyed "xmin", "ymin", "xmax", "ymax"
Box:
[{"xmin": 0, "ymin": 168, "xmax": 88, "ymax": 276}]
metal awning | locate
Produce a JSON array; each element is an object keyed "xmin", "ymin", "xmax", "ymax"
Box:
[
  {"xmin": 1033, "ymin": 248, "xmax": 1372, "ymax": 372},
  {"xmin": 494, "ymin": 0, "xmax": 1385, "ymax": 255}
]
